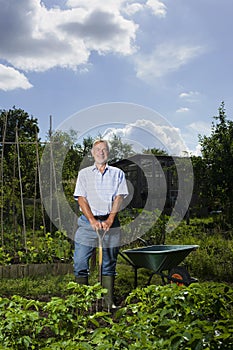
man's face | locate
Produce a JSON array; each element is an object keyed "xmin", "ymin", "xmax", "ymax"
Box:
[{"xmin": 91, "ymin": 142, "xmax": 109, "ymax": 165}]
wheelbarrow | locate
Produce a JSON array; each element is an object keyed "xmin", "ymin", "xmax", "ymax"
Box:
[{"xmin": 120, "ymin": 244, "xmax": 199, "ymax": 288}]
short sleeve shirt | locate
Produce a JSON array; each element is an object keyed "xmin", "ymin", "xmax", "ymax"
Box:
[{"xmin": 73, "ymin": 164, "xmax": 128, "ymax": 216}]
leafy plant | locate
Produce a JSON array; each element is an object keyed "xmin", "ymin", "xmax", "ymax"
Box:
[
  {"xmin": 0, "ymin": 230, "xmax": 73, "ymax": 265},
  {"xmin": 0, "ymin": 279, "xmax": 233, "ymax": 349},
  {"xmin": 166, "ymin": 219, "xmax": 233, "ymax": 282},
  {"xmin": 90, "ymin": 283, "xmax": 233, "ymax": 349},
  {"xmin": 0, "ymin": 247, "xmax": 11, "ymax": 265}
]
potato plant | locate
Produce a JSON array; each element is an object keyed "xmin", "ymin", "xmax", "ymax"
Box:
[{"xmin": 0, "ymin": 282, "xmax": 233, "ymax": 349}]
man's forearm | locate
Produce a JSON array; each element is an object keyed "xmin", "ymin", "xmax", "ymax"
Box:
[
  {"xmin": 77, "ymin": 197, "xmax": 102, "ymax": 230},
  {"xmin": 101, "ymin": 195, "xmax": 123, "ymax": 231},
  {"xmin": 77, "ymin": 196, "xmax": 95, "ymax": 221},
  {"xmin": 78, "ymin": 195, "xmax": 123, "ymax": 231},
  {"xmin": 108, "ymin": 195, "xmax": 123, "ymax": 221}
]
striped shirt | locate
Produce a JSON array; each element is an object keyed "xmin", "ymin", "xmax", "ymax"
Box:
[{"xmin": 73, "ymin": 164, "xmax": 128, "ymax": 216}]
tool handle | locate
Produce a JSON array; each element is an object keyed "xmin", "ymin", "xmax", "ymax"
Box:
[{"xmin": 96, "ymin": 229, "xmax": 107, "ymax": 284}]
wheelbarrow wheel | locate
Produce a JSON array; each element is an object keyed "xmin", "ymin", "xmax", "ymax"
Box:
[{"xmin": 168, "ymin": 266, "xmax": 191, "ymax": 286}]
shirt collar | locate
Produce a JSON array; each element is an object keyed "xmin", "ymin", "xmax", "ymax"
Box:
[{"xmin": 92, "ymin": 163, "xmax": 109, "ymax": 172}]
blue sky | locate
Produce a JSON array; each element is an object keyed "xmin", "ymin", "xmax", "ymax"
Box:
[{"xmin": 0, "ymin": 0, "xmax": 233, "ymax": 155}]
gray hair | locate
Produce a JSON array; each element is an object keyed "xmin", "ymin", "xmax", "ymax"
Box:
[{"xmin": 92, "ymin": 139, "xmax": 110, "ymax": 151}]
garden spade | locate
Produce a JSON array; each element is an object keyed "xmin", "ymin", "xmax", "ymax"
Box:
[{"xmin": 95, "ymin": 228, "xmax": 107, "ymax": 284}]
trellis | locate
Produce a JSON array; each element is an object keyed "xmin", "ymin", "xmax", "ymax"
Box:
[{"xmin": 0, "ymin": 113, "xmax": 60, "ymax": 251}]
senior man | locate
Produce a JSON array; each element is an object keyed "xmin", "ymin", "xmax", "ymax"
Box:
[{"xmin": 73, "ymin": 139, "xmax": 128, "ymax": 309}]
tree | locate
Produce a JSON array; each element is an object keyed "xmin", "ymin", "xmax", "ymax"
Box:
[
  {"xmin": 191, "ymin": 155, "xmax": 210, "ymax": 215},
  {"xmin": 199, "ymin": 102, "xmax": 233, "ymax": 223},
  {"xmin": 143, "ymin": 147, "xmax": 169, "ymax": 156},
  {"xmin": 76, "ymin": 135, "xmax": 95, "ymax": 169},
  {"xmin": 0, "ymin": 107, "xmax": 39, "ymax": 157},
  {"xmin": 0, "ymin": 108, "xmax": 41, "ymax": 232},
  {"xmin": 0, "ymin": 107, "xmax": 40, "ymax": 196},
  {"xmin": 108, "ymin": 134, "xmax": 134, "ymax": 163}
]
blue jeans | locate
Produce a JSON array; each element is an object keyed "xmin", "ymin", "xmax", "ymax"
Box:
[{"xmin": 74, "ymin": 215, "xmax": 120, "ymax": 277}]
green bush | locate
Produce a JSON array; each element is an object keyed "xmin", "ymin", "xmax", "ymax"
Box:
[
  {"xmin": 90, "ymin": 283, "xmax": 233, "ymax": 349},
  {"xmin": 1, "ymin": 212, "xmax": 232, "ymax": 287},
  {"xmin": 0, "ymin": 230, "xmax": 73, "ymax": 265},
  {"xmin": 0, "ymin": 282, "xmax": 232, "ymax": 349},
  {"xmin": 166, "ymin": 219, "xmax": 233, "ymax": 283},
  {"xmin": 120, "ymin": 213, "xmax": 233, "ymax": 284},
  {"xmin": 0, "ymin": 282, "xmax": 109, "ymax": 349}
]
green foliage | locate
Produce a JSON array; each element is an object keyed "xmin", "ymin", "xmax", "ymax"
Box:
[
  {"xmin": 111, "ymin": 283, "xmax": 233, "ymax": 350},
  {"xmin": 0, "ymin": 282, "xmax": 233, "ymax": 349},
  {"xmin": 121, "ymin": 207, "xmax": 233, "ymax": 282},
  {"xmin": 143, "ymin": 147, "xmax": 169, "ymax": 156},
  {"xmin": 108, "ymin": 134, "xmax": 135, "ymax": 163},
  {"xmin": 1, "ymin": 230, "xmax": 73, "ymax": 265},
  {"xmin": 0, "ymin": 295, "xmax": 43, "ymax": 349},
  {"xmin": 119, "ymin": 211, "xmax": 233, "ymax": 285},
  {"xmin": 119, "ymin": 209, "xmax": 168, "ymax": 246},
  {"xmin": 166, "ymin": 218, "xmax": 233, "ymax": 283},
  {"xmin": 0, "ymin": 283, "xmax": 109, "ymax": 349},
  {"xmin": 17, "ymin": 231, "xmax": 72, "ymax": 264},
  {"xmin": 198, "ymin": 102, "xmax": 233, "ymax": 223},
  {"xmin": 0, "ymin": 247, "xmax": 11, "ymax": 265},
  {"xmin": 1, "ymin": 111, "xmax": 135, "ymax": 236},
  {"xmin": 0, "ymin": 107, "xmax": 43, "ymax": 232},
  {"xmin": 1, "ymin": 210, "xmax": 233, "ymax": 286},
  {"xmin": 0, "ymin": 274, "xmax": 74, "ymax": 299},
  {"xmin": 0, "ymin": 107, "xmax": 39, "ymax": 152},
  {"xmin": 191, "ymin": 155, "xmax": 210, "ymax": 212},
  {"xmin": 141, "ymin": 212, "xmax": 168, "ymax": 245}
]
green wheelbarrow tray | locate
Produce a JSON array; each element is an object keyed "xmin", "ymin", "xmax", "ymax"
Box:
[{"xmin": 121, "ymin": 245, "xmax": 199, "ymax": 287}]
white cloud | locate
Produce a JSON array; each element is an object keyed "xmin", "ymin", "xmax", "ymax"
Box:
[
  {"xmin": 192, "ymin": 143, "xmax": 202, "ymax": 156},
  {"xmin": 179, "ymin": 91, "xmax": 200, "ymax": 102},
  {"xmin": 188, "ymin": 121, "xmax": 211, "ymax": 135},
  {"xmin": 0, "ymin": 64, "xmax": 33, "ymax": 91},
  {"xmin": 146, "ymin": 0, "xmax": 167, "ymax": 17},
  {"xmin": 181, "ymin": 121, "xmax": 212, "ymax": 156},
  {"xmin": 60, "ymin": 9, "xmax": 138, "ymax": 56},
  {"xmin": 0, "ymin": 0, "xmax": 169, "ymax": 75},
  {"xmin": 124, "ymin": 0, "xmax": 166, "ymax": 17},
  {"xmin": 0, "ymin": 0, "xmax": 203, "ymax": 92},
  {"xmin": 176, "ymin": 107, "xmax": 190, "ymax": 113},
  {"xmin": 124, "ymin": 3, "xmax": 144, "ymax": 16},
  {"xmin": 0, "ymin": 0, "xmax": 143, "ymax": 73},
  {"xmin": 67, "ymin": 0, "xmax": 167, "ymax": 17},
  {"xmin": 66, "ymin": 0, "xmax": 127, "ymax": 13},
  {"xmin": 102, "ymin": 119, "xmax": 188, "ymax": 156},
  {"xmin": 134, "ymin": 43, "xmax": 203, "ymax": 82}
]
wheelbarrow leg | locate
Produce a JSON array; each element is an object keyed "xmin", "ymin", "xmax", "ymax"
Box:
[
  {"xmin": 119, "ymin": 252, "xmax": 139, "ymax": 289},
  {"xmin": 147, "ymin": 272, "xmax": 156, "ymax": 286}
]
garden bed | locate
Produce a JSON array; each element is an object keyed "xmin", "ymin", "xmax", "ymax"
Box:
[{"xmin": 0, "ymin": 263, "xmax": 73, "ymax": 279}]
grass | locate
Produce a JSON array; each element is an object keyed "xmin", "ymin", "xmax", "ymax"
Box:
[
  {"xmin": 0, "ymin": 274, "xmax": 75, "ymax": 300},
  {"xmin": 0, "ymin": 259, "xmax": 161, "ymax": 304}
]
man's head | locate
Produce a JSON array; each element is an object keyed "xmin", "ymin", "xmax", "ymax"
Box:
[{"xmin": 91, "ymin": 139, "xmax": 109, "ymax": 165}]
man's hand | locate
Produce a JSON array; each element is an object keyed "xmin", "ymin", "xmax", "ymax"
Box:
[
  {"xmin": 89, "ymin": 218, "xmax": 103, "ymax": 231},
  {"xmin": 78, "ymin": 196, "xmax": 103, "ymax": 231},
  {"xmin": 101, "ymin": 217, "xmax": 114, "ymax": 231},
  {"xmin": 90, "ymin": 217, "xmax": 113, "ymax": 232}
]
